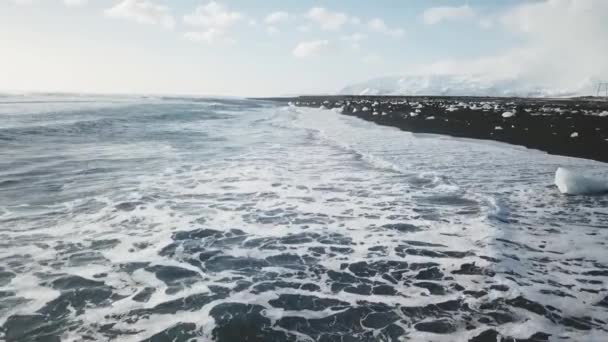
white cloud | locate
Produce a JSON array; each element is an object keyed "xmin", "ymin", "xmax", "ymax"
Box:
[
  {"xmin": 341, "ymin": 33, "xmax": 367, "ymax": 49},
  {"xmin": 367, "ymin": 18, "xmax": 404, "ymax": 37},
  {"xmin": 297, "ymin": 25, "xmax": 311, "ymax": 33},
  {"xmin": 183, "ymin": 2, "xmax": 243, "ymax": 44},
  {"xmin": 64, "ymin": 0, "xmax": 86, "ymax": 6},
  {"xmin": 341, "ymin": 33, "xmax": 367, "ymax": 42},
  {"xmin": 183, "ymin": 28, "xmax": 225, "ymax": 44},
  {"xmin": 264, "ymin": 11, "xmax": 289, "ymax": 25},
  {"xmin": 497, "ymin": 0, "xmax": 608, "ymax": 86},
  {"xmin": 263, "ymin": 11, "xmax": 288, "ymax": 35},
  {"xmin": 11, "ymin": 0, "xmax": 86, "ymax": 6},
  {"xmin": 363, "ymin": 54, "xmax": 383, "ymax": 64},
  {"xmin": 306, "ymin": 7, "xmax": 349, "ymax": 31},
  {"xmin": 184, "ymin": 2, "xmax": 242, "ymax": 28},
  {"xmin": 105, "ymin": 0, "xmax": 174, "ymax": 29},
  {"xmin": 266, "ymin": 26, "xmax": 280, "ymax": 35},
  {"xmin": 423, "ymin": 5, "xmax": 475, "ymax": 25},
  {"xmin": 293, "ymin": 40, "xmax": 330, "ymax": 58},
  {"xmin": 407, "ymin": 0, "xmax": 608, "ymax": 93},
  {"xmin": 479, "ymin": 17, "xmax": 494, "ymax": 29},
  {"xmin": 11, "ymin": 0, "xmax": 35, "ymax": 5}
]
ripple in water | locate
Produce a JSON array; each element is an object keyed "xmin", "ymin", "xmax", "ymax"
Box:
[{"xmin": 0, "ymin": 96, "xmax": 607, "ymax": 341}]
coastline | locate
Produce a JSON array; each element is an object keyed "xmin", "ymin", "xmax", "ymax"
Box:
[{"xmin": 264, "ymin": 96, "xmax": 608, "ymax": 164}]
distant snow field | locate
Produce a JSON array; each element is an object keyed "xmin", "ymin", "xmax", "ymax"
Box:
[{"xmin": 339, "ymin": 74, "xmax": 596, "ymax": 98}]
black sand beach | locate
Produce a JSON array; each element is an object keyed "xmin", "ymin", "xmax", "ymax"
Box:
[{"xmin": 267, "ymin": 96, "xmax": 608, "ymax": 163}]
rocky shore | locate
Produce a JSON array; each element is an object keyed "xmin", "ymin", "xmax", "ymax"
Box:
[{"xmin": 267, "ymin": 96, "xmax": 608, "ymax": 163}]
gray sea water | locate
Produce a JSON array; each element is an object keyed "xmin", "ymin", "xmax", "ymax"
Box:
[{"xmin": 0, "ymin": 95, "xmax": 607, "ymax": 341}]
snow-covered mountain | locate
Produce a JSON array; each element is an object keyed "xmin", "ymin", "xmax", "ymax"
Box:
[{"xmin": 339, "ymin": 74, "xmax": 592, "ymax": 98}]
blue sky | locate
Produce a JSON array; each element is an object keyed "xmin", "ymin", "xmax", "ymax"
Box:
[{"xmin": 1, "ymin": 0, "xmax": 607, "ymax": 96}]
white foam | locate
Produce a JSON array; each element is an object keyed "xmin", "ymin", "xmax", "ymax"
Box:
[{"xmin": 4, "ymin": 97, "xmax": 608, "ymax": 341}]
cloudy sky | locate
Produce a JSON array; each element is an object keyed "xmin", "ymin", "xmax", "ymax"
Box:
[{"xmin": 1, "ymin": 0, "xmax": 607, "ymax": 96}]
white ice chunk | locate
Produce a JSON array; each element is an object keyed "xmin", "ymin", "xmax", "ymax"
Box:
[
  {"xmin": 570, "ymin": 132, "xmax": 579, "ymax": 138},
  {"xmin": 502, "ymin": 111, "xmax": 515, "ymax": 118},
  {"xmin": 555, "ymin": 168, "xmax": 608, "ymax": 195},
  {"xmin": 332, "ymin": 106, "xmax": 345, "ymax": 113}
]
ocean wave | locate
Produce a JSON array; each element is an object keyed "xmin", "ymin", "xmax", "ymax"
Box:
[{"xmin": 1, "ymin": 97, "xmax": 607, "ymax": 341}]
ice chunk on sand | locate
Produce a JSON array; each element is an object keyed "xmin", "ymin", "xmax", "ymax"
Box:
[
  {"xmin": 502, "ymin": 111, "xmax": 515, "ymax": 118},
  {"xmin": 555, "ymin": 167, "xmax": 608, "ymax": 195},
  {"xmin": 570, "ymin": 132, "xmax": 579, "ymax": 138},
  {"xmin": 332, "ymin": 106, "xmax": 345, "ymax": 113}
]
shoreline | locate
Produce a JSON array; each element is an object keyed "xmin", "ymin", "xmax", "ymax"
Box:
[{"xmin": 264, "ymin": 96, "xmax": 608, "ymax": 164}]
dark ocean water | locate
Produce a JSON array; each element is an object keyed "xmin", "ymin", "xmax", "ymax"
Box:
[{"xmin": 0, "ymin": 95, "xmax": 607, "ymax": 341}]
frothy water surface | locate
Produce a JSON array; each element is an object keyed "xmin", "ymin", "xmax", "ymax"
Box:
[{"xmin": 1, "ymin": 96, "xmax": 607, "ymax": 341}]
